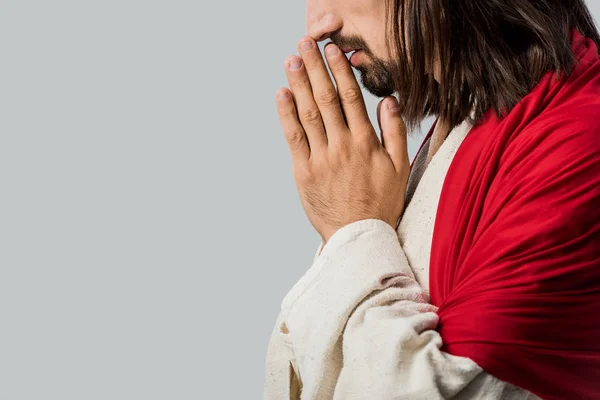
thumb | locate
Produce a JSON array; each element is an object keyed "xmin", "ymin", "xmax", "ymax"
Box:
[{"xmin": 378, "ymin": 96, "xmax": 409, "ymax": 174}]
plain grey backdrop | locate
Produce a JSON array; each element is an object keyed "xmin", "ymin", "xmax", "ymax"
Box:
[{"xmin": 0, "ymin": 1, "xmax": 598, "ymax": 399}]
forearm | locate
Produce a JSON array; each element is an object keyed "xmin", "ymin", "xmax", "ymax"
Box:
[{"xmin": 272, "ymin": 219, "xmax": 531, "ymax": 399}]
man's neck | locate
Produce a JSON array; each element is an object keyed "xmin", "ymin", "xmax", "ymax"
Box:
[{"xmin": 426, "ymin": 118, "xmax": 451, "ymax": 165}]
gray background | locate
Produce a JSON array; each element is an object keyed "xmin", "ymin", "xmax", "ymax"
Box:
[{"xmin": 0, "ymin": 1, "xmax": 598, "ymax": 399}]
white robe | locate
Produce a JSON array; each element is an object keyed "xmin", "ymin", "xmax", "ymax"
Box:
[{"xmin": 263, "ymin": 118, "xmax": 540, "ymax": 399}]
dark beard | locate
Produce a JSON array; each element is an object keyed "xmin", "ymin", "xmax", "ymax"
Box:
[
  {"xmin": 354, "ymin": 56, "xmax": 396, "ymax": 98},
  {"xmin": 329, "ymin": 33, "xmax": 396, "ymax": 98}
]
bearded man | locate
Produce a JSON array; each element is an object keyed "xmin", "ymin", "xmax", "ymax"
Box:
[{"xmin": 264, "ymin": 1, "xmax": 600, "ymax": 399}]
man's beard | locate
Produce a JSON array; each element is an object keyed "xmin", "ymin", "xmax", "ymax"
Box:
[
  {"xmin": 329, "ymin": 33, "xmax": 396, "ymax": 98},
  {"xmin": 354, "ymin": 56, "xmax": 396, "ymax": 98}
]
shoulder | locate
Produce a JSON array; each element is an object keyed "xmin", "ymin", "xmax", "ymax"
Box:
[{"xmin": 506, "ymin": 99, "xmax": 600, "ymax": 168}]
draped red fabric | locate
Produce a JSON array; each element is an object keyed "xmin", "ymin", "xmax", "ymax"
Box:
[{"xmin": 427, "ymin": 27, "xmax": 600, "ymax": 400}]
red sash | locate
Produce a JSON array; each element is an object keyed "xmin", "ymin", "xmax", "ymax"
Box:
[{"xmin": 426, "ymin": 27, "xmax": 600, "ymax": 399}]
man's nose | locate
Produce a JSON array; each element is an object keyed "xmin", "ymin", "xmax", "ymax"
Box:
[{"xmin": 306, "ymin": 11, "xmax": 342, "ymax": 42}]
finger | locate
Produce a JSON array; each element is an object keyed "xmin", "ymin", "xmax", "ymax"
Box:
[
  {"xmin": 380, "ymin": 96, "xmax": 409, "ymax": 175},
  {"xmin": 323, "ymin": 43, "xmax": 371, "ymax": 132},
  {"xmin": 296, "ymin": 36, "xmax": 346, "ymax": 132},
  {"xmin": 285, "ymin": 55, "xmax": 328, "ymax": 152},
  {"xmin": 276, "ymin": 87, "xmax": 310, "ymax": 162},
  {"xmin": 377, "ymin": 99, "xmax": 385, "ymax": 147}
]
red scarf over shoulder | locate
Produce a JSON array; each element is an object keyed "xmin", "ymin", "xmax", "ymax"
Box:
[{"xmin": 421, "ymin": 28, "xmax": 600, "ymax": 399}]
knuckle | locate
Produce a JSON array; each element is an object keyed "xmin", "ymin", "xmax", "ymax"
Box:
[
  {"xmin": 330, "ymin": 58, "xmax": 349, "ymax": 72},
  {"xmin": 304, "ymin": 58, "xmax": 322, "ymax": 71},
  {"xmin": 315, "ymin": 89, "xmax": 339, "ymax": 107},
  {"xmin": 339, "ymin": 86, "xmax": 363, "ymax": 105},
  {"xmin": 278, "ymin": 104, "xmax": 296, "ymax": 118},
  {"xmin": 290, "ymin": 76, "xmax": 309, "ymax": 90},
  {"xmin": 285, "ymin": 128, "xmax": 306, "ymax": 147},
  {"xmin": 356, "ymin": 132, "xmax": 378, "ymax": 149},
  {"xmin": 295, "ymin": 164, "xmax": 314, "ymax": 184},
  {"xmin": 299, "ymin": 108, "xmax": 322, "ymax": 125},
  {"xmin": 330, "ymin": 140, "xmax": 353, "ymax": 161}
]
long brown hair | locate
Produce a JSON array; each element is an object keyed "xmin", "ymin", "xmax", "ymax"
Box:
[{"xmin": 386, "ymin": 0, "xmax": 600, "ymax": 132}]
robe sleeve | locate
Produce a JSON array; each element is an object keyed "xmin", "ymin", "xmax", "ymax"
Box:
[{"xmin": 264, "ymin": 218, "xmax": 537, "ymax": 399}]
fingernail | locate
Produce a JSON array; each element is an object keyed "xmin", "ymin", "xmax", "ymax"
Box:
[
  {"xmin": 300, "ymin": 41, "xmax": 313, "ymax": 51},
  {"xmin": 289, "ymin": 59, "xmax": 303, "ymax": 70},
  {"xmin": 325, "ymin": 44, "xmax": 339, "ymax": 57},
  {"xmin": 277, "ymin": 89, "xmax": 290, "ymax": 100},
  {"xmin": 387, "ymin": 98, "xmax": 400, "ymax": 112}
]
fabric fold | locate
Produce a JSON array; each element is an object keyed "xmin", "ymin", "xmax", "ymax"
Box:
[{"xmin": 429, "ymin": 27, "xmax": 600, "ymax": 400}]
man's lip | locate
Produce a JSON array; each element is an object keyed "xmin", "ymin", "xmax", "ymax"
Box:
[
  {"xmin": 349, "ymin": 50, "xmax": 363, "ymax": 66},
  {"xmin": 340, "ymin": 47, "xmax": 361, "ymax": 54}
]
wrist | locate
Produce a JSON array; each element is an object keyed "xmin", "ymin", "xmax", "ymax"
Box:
[{"xmin": 320, "ymin": 218, "xmax": 396, "ymax": 251}]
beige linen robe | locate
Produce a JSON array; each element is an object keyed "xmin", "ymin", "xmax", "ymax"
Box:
[{"xmin": 263, "ymin": 118, "xmax": 540, "ymax": 400}]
